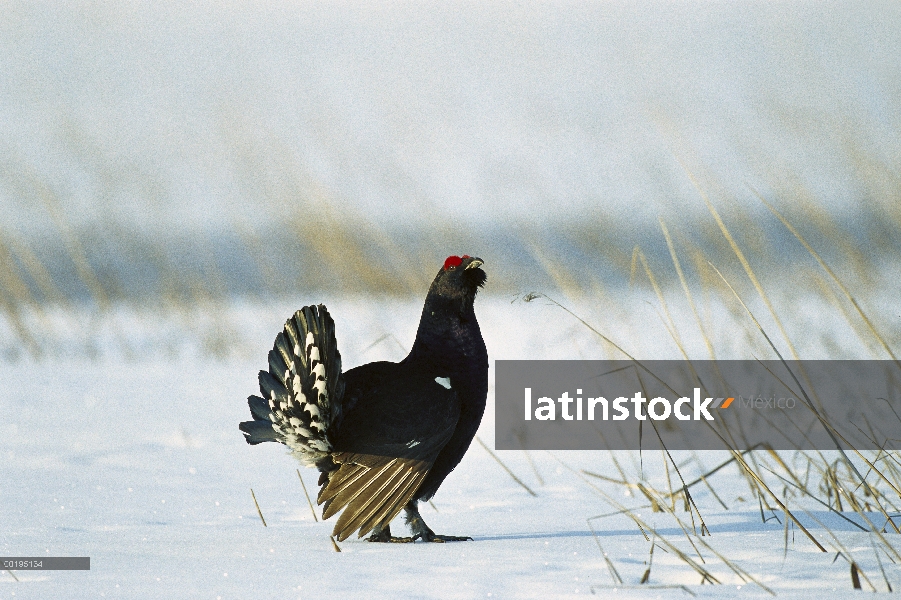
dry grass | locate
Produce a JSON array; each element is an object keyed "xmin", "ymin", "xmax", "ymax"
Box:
[{"xmin": 510, "ymin": 177, "xmax": 901, "ymax": 591}]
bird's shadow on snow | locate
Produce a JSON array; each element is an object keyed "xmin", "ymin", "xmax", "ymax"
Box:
[
  {"xmin": 475, "ymin": 530, "xmax": 598, "ymax": 542},
  {"xmin": 475, "ymin": 511, "xmax": 876, "ymax": 541}
]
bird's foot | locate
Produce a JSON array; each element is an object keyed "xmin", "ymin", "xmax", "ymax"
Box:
[
  {"xmin": 412, "ymin": 532, "xmax": 473, "ymax": 543},
  {"xmin": 404, "ymin": 499, "xmax": 474, "ymax": 542},
  {"xmin": 366, "ymin": 524, "xmax": 415, "ymax": 543}
]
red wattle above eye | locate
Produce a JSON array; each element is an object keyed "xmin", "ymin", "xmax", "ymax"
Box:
[{"xmin": 444, "ymin": 256, "xmax": 463, "ymax": 270}]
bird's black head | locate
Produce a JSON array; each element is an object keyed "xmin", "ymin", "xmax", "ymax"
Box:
[
  {"xmin": 428, "ymin": 255, "xmax": 487, "ymax": 304},
  {"xmin": 407, "ymin": 255, "xmax": 488, "ymax": 366}
]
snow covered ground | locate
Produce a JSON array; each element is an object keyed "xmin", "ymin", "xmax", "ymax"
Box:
[{"xmin": 3, "ymin": 295, "xmax": 900, "ymax": 599}]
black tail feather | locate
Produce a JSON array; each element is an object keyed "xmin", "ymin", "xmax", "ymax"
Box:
[
  {"xmin": 247, "ymin": 395, "xmax": 270, "ymax": 421},
  {"xmin": 239, "ymin": 419, "xmax": 279, "ymax": 445},
  {"xmin": 239, "ymin": 305, "xmax": 344, "ymax": 466}
]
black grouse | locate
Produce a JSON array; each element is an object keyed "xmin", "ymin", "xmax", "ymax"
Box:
[{"xmin": 239, "ymin": 255, "xmax": 488, "ymax": 542}]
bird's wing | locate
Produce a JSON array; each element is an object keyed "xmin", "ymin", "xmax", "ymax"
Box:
[
  {"xmin": 239, "ymin": 305, "xmax": 345, "ymax": 468},
  {"xmin": 318, "ymin": 372, "xmax": 461, "ymax": 541},
  {"xmin": 320, "ymin": 452, "xmax": 432, "ymax": 541}
]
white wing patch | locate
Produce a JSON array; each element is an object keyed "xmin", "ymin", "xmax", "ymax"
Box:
[{"xmin": 435, "ymin": 376, "xmax": 451, "ymax": 390}]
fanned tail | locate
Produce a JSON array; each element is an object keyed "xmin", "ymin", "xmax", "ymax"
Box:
[{"xmin": 239, "ymin": 305, "xmax": 345, "ymax": 468}]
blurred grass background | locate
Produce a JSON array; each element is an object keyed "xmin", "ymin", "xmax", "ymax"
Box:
[{"xmin": 0, "ymin": 1, "xmax": 899, "ymax": 361}]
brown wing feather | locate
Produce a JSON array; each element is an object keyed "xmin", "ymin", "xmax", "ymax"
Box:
[
  {"xmin": 338, "ymin": 465, "xmax": 427, "ymax": 542},
  {"xmin": 323, "ymin": 459, "xmax": 399, "ymax": 520},
  {"xmin": 320, "ymin": 453, "xmax": 431, "ymax": 541},
  {"xmin": 319, "ymin": 463, "xmax": 371, "ymax": 506},
  {"xmin": 355, "ymin": 468, "xmax": 427, "ymax": 539},
  {"xmin": 334, "ymin": 464, "xmax": 411, "ymax": 539}
]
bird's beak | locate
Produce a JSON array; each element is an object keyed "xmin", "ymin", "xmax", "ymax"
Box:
[{"xmin": 465, "ymin": 258, "xmax": 484, "ymax": 270}]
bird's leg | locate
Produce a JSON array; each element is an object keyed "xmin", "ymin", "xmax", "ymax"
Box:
[
  {"xmin": 404, "ymin": 500, "xmax": 473, "ymax": 542},
  {"xmin": 366, "ymin": 523, "xmax": 414, "ymax": 543}
]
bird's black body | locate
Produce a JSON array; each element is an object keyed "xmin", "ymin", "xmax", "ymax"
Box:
[{"xmin": 239, "ymin": 255, "xmax": 487, "ymax": 542}]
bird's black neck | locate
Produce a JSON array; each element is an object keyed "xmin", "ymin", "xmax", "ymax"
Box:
[{"xmin": 403, "ymin": 294, "xmax": 487, "ymax": 379}]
